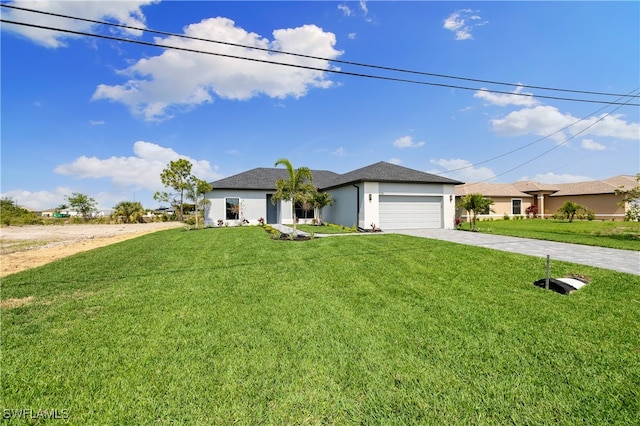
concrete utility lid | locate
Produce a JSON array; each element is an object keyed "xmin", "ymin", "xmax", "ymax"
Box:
[{"xmin": 533, "ymin": 277, "xmax": 589, "ymax": 295}]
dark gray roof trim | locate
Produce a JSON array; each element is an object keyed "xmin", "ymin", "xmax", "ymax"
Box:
[{"xmin": 209, "ymin": 162, "xmax": 462, "ymax": 190}]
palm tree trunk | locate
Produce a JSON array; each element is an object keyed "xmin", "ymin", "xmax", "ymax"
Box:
[{"xmin": 291, "ymin": 201, "xmax": 297, "ymax": 234}]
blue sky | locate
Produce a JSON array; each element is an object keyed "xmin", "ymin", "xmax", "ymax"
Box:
[{"xmin": 2, "ymin": 1, "xmax": 639, "ymax": 211}]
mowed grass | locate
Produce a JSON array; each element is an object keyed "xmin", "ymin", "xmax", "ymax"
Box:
[
  {"xmin": 1, "ymin": 227, "xmax": 639, "ymax": 424},
  {"xmin": 296, "ymin": 223, "xmax": 357, "ymax": 234},
  {"xmin": 460, "ymin": 219, "xmax": 640, "ymax": 251}
]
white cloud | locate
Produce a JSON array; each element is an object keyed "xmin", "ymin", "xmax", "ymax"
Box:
[
  {"xmin": 333, "ymin": 147, "xmax": 346, "ymax": 156},
  {"xmin": 89, "ymin": 120, "xmax": 105, "ymax": 126},
  {"xmin": 1, "ymin": 0, "xmax": 155, "ymax": 48},
  {"xmin": 338, "ymin": 4, "xmax": 352, "ymax": 16},
  {"xmin": 226, "ymin": 149, "xmax": 240, "ymax": 155},
  {"xmin": 571, "ymin": 113, "xmax": 640, "ymax": 140},
  {"xmin": 359, "ymin": 1, "xmax": 368, "ymax": 15},
  {"xmin": 428, "ymin": 158, "xmax": 495, "ymax": 182},
  {"xmin": 491, "ymin": 106, "xmax": 571, "ymax": 142},
  {"xmin": 0, "ymin": 187, "xmax": 72, "ymax": 211},
  {"xmin": 393, "ymin": 135, "xmax": 425, "ymax": 148},
  {"xmin": 474, "ymin": 85, "xmax": 538, "ymax": 107},
  {"xmin": 581, "ymin": 139, "xmax": 606, "ymax": 151},
  {"xmin": 54, "ymin": 141, "xmax": 221, "ymax": 191},
  {"xmin": 444, "ymin": 9, "xmax": 487, "ymax": 41},
  {"xmin": 388, "ymin": 158, "xmax": 402, "ymax": 165},
  {"xmin": 348, "ymin": 33, "xmax": 357, "ymax": 40},
  {"xmin": 490, "ymin": 106, "xmax": 639, "ymax": 143},
  {"xmin": 519, "ymin": 172, "xmax": 593, "ymax": 184},
  {"xmin": 92, "ymin": 18, "xmax": 343, "ymax": 121}
]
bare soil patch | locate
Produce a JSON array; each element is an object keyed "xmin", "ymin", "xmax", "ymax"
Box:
[
  {"xmin": 0, "ymin": 222, "xmax": 183, "ymax": 277},
  {"xmin": 0, "ymin": 296, "xmax": 34, "ymax": 309}
]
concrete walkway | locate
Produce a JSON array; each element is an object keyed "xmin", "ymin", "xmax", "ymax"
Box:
[{"xmin": 391, "ymin": 229, "xmax": 640, "ymax": 275}]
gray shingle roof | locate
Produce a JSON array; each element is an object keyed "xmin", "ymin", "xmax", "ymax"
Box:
[
  {"xmin": 322, "ymin": 162, "xmax": 463, "ymax": 189},
  {"xmin": 210, "ymin": 162, "xmax": 462, "ymax": 191},
  {"xmin": 209, "ymin": 167, "xmax": 341, "ymax": 190}
]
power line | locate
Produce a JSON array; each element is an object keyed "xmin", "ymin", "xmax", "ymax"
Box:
[
  {"xmin": 1, "ymin": 3, "xmax": 639, "ymax": 104},
  {"xmin": 3, "ymin": 4, "xmax": 638, "ymax": 176},
  {"xmin": 439, "ymin": 87, "xmax": 640, "ymax": 175},
  {"xmin": 3, "ymin": 3, "xmax": 638, "ymax": 100},
  {"xmin": 467, "ymin": 89, "xmax": 640, "ymax": 184},
  {"xmin": 3, "ymin": 18, "xmax": 639, "ymax": 108}
]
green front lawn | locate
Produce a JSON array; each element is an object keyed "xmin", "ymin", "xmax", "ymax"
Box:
[
  {"xmin": 460, "ymin": 219, "xmax": 640, "ymax": 251},
  {"xmin": 2, "ymin": 227, "xmax": 639, "ymax": 424},
  {"xmin": 296, "ymin": 223, "xmax": 358, "ymax": 234}
]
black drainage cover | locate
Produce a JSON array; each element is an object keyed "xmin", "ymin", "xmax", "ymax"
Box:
[{"xmin": 533, "ymin": 277, "xmax": 587, "ymax": 295}]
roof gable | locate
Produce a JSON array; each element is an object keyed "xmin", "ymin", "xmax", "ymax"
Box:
[
  {"xmin": 324, "ymin": 161, "xmax": 462, "ymax": 189},
  {"xmin": 550, "ymin": 180, "xmax": 619, "ymax": 197}
]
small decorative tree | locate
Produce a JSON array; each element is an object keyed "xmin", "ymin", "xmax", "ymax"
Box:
[
  {"xmin": 308, "ymin": 189, "xmax": 333, "ymax": 225},
  {"xmin": 525, "ymin": 204, "xmax": 538, "ymax": 219},
  {"xmin": 185, "ymin": 177, "xmax": 212, "ymax": 229},
  {"xmin": 457, "ymin": 193, "xmax": 494, "ymax": 231},
  {"xmin": 556, "ymin": 201, "xmax": 585, "ymax": 222},
  {"xmin": 615, "ymin": 174, "xmax": 640, "ymax": 221}
]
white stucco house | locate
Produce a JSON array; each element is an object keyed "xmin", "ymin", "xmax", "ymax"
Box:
[{"xmin": 204, "ymin": 162, "xmax": 463, "ymax": 230}]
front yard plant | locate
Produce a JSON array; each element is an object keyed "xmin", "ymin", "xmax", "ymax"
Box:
[{"xmin": 2, "ymin": 227, "xmax": 638, "ymax": 424}]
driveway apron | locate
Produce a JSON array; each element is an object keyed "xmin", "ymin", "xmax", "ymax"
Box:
[{"xmin": 391, "ymin": 229, "xmax": 640, "ymax": 275}]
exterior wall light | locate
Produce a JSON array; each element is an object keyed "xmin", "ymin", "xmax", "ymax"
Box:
[{"xmin": 369, "ymin": 194, "xmax": 372, "ymax": 201}]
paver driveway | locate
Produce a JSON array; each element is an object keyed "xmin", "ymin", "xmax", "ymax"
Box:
[{"xmin": 391, "ymin": 229, "xmax": 640, "ymax": 275}]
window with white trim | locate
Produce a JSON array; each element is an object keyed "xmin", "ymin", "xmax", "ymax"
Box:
[
  {"xmin": 295, "ymin": 201, "xmax": 314, "ymax": 219},
  {"xmin": 225, "ymin": 198, "xmax": 240, "ymax": 220},
  {"xmin": 512, "ymin": 199, "xmax": 522, "ymax": 215}
]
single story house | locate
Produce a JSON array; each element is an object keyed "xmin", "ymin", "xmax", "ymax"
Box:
[
  {"xmin": 204, "ymin": 161, "xmax": 463, "ymax": 230},
  {"xmin": 456, "ymin": 175, "xmax": 637, "ymax": 220}
]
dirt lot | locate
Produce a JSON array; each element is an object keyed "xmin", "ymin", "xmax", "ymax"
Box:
[{"xmin": 0, "ymin": 222, "xmax": 184, "ymax": 277}]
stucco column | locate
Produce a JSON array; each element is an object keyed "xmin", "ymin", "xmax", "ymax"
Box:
[{"xmin": 538, "ymin": 194, "xmax": 545, "ymax": 218}]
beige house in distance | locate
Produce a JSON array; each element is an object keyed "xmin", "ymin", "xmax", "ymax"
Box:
[{"xmin": 456, "ymin": 175, "xmax": 637, "ymax": 221}]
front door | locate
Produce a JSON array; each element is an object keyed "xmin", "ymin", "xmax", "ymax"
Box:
[{"xmin": 266, "ymin": 194, "xmax": 278, "ymax": 224}]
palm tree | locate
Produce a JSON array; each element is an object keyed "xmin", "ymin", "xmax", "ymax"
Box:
[
  {"xmin": 112, "ymin": 201, "xmax": 145, "ymax": 224},
  {"xmin": 186, "ymin": 177, "xmax": 212, "ymax": 228},
  {"xmin": 457, "ymin": 193, "xmax": 494, "ymax": 231},
  {"xmin": 271, "ymin": 158, "xmax": 314, "ymax": 234},
  {"xmin": 556, "ymin": 201, "xmax": 585, "ymax": 223}
]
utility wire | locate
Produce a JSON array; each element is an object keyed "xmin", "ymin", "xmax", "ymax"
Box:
[
  {"xmin": 439, "ymin": 87, "xmax": 640, "ymax": 174},
  {"xmin": 2, "ymin": 3, "xmax": 639, "ymax": 102},
  {"xmin": 467, "ymin": 89, "xmax": 640, "ymax": 184},
  {"xmin": 3, "ymin": 18, "xmax": 639, "ymax": 107}
]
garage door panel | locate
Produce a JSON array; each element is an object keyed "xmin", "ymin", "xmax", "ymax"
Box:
[{"xmin": 379, "ymin": 196, "xmax": 442, "ymax": 229}]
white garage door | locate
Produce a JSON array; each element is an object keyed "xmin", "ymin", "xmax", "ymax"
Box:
[{"xmin": 379, "ymin": 195, "xmax": 442, "ymax": 229}]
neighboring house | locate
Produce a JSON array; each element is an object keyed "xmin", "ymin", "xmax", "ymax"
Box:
[
  {"xmin": 39, "ymin": 208, "xmax": 78, "ymax": 218},
  {"xmin": 40, "ymin": 208, "xmax": 111, "ymax": 218},
  {"xmin": 456, "ymin": 175, "xmax": 637, "ymax": 220},
  {"xmin": 205, "ymin": 162, "xmax": 462, "ymax": 230},
  {"xmin": 456, "ymin": 182, "xmax": 534, "ymax": 219}
]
